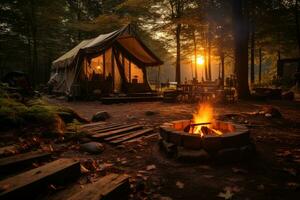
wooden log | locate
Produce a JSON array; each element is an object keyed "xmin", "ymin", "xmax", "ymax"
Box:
[
  {"xmin": 67, "ymin": 173, "xmax": 130, "ymax": 200},
  {"xmin": 0, "ymin": 150, "xmax": 51, "ymax": 174},
  {"xmin": 0, "ymin": 158, "xmax": 80, "ymax": 200},
  {"xmin": 109, "ymin": 129, "xmax": 154, "ymax": 145},
  {"xmin": 92, "ymin": 125, "xmax": 143, "ymax": 140}
]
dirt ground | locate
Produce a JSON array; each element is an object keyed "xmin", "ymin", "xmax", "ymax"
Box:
[{"xmin": 45, "ymin": 99, "xmax": 300, "ymax": 200}]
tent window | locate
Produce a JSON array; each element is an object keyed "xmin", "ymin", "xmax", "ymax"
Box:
[
  {"xmin": 84, "ymin": 55, "xmax": 104, "ymax": 80},
  {"xmin": 124, "ymin": 56, "xmax": 130, "ymax": 82},
  {"xmin": 131, "ymin": 63, "xmax": 144, "ymax": 83},
  {"xmin": 105, "ymin": 48, "xmax": 113, "ymax": 79}
]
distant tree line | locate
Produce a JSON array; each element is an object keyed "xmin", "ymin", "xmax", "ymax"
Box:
[{"xmin": 1, "ymin": 0, "xmax": 299, "ymax": 98}]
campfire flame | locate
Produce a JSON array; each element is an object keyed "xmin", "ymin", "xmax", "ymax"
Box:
[{"xmin": 190, "ymin": 103, "xmax": 223, "ymax": 137}]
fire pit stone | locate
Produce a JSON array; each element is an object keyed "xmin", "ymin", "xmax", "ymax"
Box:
[{"xmin": 159, "ymin": 120, "xmax": 255, "ymax": 162}]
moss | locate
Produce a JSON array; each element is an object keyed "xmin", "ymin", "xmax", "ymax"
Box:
[
  {"xmin": 22, "ymin": 105, "xmax": 57, "ymax": 124},
  {"xmin": 0, "ymin": 98, "xmax": 28, "ymax": 129}
]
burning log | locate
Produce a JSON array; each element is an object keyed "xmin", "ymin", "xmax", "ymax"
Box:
[
  {"xmin": 184, "ymin": 122, "xmax": 211, "ymax": 133},
  {"xmin": 201, "ymin": 126, "xmax": 222, "ymax": 136}
]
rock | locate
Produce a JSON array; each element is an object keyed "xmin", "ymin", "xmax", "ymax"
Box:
[
  {"xmin": 177, "ymin": 147, "xmax": 210, "ymax": 162},
  {"xmin": 80, "ymin": 142, "xmax": 104, "ymax": 154},
  {"xmin": 282, "ymin": 91, "xmax": 294, "ymax": 101},
  {"xmin": 262, "ymin": 106, "xmax": 282, "ymax": 118},
  {"xmin": 91, "ymin": 111, "xmax": 110, "ymax": 122}
]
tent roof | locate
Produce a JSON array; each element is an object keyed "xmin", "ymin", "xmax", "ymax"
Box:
[{"xmin": 52, "ymin": 25, "xmax": 163, "ymax": 70}]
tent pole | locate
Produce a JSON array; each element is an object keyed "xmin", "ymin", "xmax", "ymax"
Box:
[
  {"xmin": 111, "ymin": 48, "xmax": 115, "ymax": 93},
  {"xmin": 103, "ymin": 53, "xmax": 106, "ymax": 79},
  {"xmin": 129, "ymin": 61, "xmax": 131, "ymax": 83}
]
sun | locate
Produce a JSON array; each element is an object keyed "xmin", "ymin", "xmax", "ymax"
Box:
[{"xmin": 197, "ymin": 55, "xmax": 205, "ymax": 65}]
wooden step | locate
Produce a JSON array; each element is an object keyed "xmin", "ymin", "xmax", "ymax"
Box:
[
  {"xmin": 109, "ymin": 128, "xmax": 154, "ymax": 145},
  {"xmin": 0, "ymin": 158, "xmax": 80, "ymax": 200},
  {"xmin": 67, "ymin": 173, "xmax": 130, "ymax": 200},
  {"xmin": 0, "ymin": 150, "xmax": 51, "ymax": 174},
  {"xmin": 86, "ymin": 124, "xmax": 135, "ymax": 135},
  {"xmin": 92, "ymin": 125, "xmax": 143, "ymax": 140}
]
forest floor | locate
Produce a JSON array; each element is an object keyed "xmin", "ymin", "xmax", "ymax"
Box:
[{"xmin": 42, "ymin": 99, "xmax": 300, "ymax": 200}]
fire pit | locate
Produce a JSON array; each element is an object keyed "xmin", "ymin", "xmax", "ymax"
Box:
[{"xmin": 159, "ymin": 104, "xmax": 255, "ymax": 162}]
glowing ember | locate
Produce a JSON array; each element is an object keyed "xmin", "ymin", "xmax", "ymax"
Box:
[{"xmin": 190, "ymin": 103, "xmax": 223, "ymax": 137}]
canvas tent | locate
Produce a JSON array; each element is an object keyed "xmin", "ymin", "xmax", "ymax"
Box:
[{"xmin": 49, "ymin": 25, "xmax": 163, "ymax": 96}]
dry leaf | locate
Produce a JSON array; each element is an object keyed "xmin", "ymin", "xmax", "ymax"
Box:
[
  {"xmin": 146, "ymin": 164, "xmax": 156, "ymax": 171},
  {"xmin": 257, "ymin": 184, "xmax": 265, "ymax": 190},
  {"xmin": 218, "ymin": 190, "xmax": 234, "ymax": 200},
  {"xmin": 287, "ymin": 182, "xmax": 300, "ymax": 188},
  {"xmin": 202, "ymin": 175, "xmax": 214, "ymax": 179},
  {"xmin": 283, "ymin": 168, "xmax": 297, "ymax": 176},
  {"xmin": 232, "ymin": 167, "xmax": 248, "ymax": 174},
  {"xmin": 80, "ymin": 164, "xmax": 90, "ymax": 174},
  {"xmin": 176, "ymin": 181, "xmax": 184, "ymax": 189}
]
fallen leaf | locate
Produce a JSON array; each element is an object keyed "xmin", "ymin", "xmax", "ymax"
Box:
[
  {"xmin": 257, "ymin": 184, "xmax": 265, "ymax": 190},
  {"xmin": 286, "ymin": 182, "xmax": 300, "ymax": 189},
  {"xmin": 232, "ymin": 167, "xmax": 248, "ymax": 174},
  {"xmin": 146, "ymin": 164, "xmax": 156, "ymax": 171},
  {"xmin": 283, "ymin": 168, "xmax": 297, "ymax": 176},
  {"xmin": 176, "ymin": 181, "xmax": 184, "ymax": 189},
  {"xmin": 218, "ymin": 190, "xmax": 234, "ymax": 200},
  {"xmin": 80, "ymin": 164, "xmax": 90, "ymax": 174},
  {"xmin": 202, "ymin": 175, "xmax": 214, "ymax": 179},
  {"xmin": 160, "ymin": 196, "xmax": 173, "ymax": 200}
]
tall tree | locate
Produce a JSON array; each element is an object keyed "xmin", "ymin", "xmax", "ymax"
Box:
[{"xmin": 232, "ymin": 0, "xmax": 250, "ymax": 98}]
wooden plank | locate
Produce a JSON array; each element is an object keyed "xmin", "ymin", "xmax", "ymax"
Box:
[
  {"xmin": 81, "ymin": 123, "xmax": 123, "ymax": 132},
  {"xmin": 84, "ymin": 123, "xmax": 133, "ymax": 134},
  {"xmin": 0, "ymin": 158, "xmax": 80, "ymax": 200},
  {"xmin": 109, "ymin": 129, "xmax": 154, "ymax": 145},
  {"xmin": 92, "ymin": 125, "xmax": 143, "ymax": 140},
  {"xmin": 104, "ymin": 131, "xmax": 139, "ymax": 142},
  {"xmin": 80, "ymin": 122, "xmax": 107, "ymax": 129},
  {"xmin": 123, "ymin": 133, "xmax": 159, "ymax": 145},
  {"xmin": 0, "ymin": 150, "xmax": 51, "ymax": 174},
  {"xmin": 82, "ymin": 123, "xmax": 124, "ymax": 131},
  {"xmin": 67, "ymin": 174, "xmax": 130, "ymax": 200}
]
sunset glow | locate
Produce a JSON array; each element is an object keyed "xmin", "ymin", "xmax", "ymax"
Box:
[{"xmin": 197, "ymin": 55, "xmax": 205, "ymax": 65}]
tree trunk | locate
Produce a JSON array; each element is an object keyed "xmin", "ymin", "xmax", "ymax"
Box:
[
  {"xmin": 295, "ymin": 0, "xmax": 300, "ymax": 56},
  {"xmin": 220, "ymin": 53, "xmax": 225, "ymax": 87},
  {"xmin": 193, "ymin": 29, "xmax": 198, "ymax": 81},
  {"xmin": 175, "ymin": 24, "xmax": 181, "ymax": 83},
  {"xmin": 30, "ymin": 0, "xmax": 38, "ymax": 86},
  {"xmin": 77, "ymin": 0, "xmax": 81, "ymax": 41},
  {"xmin": 208, "ymin": 24, "xmax": 212, "ymax": 81},
  {"xmin": 250, "ymin": 20, "xmax": 255, "ymax": 85},
  {"xmin": 232, "ymin": 0, "xmax": 250, "ymax": 99},
  {"xmin": 259, "ymin": 47, "xmax": 262, "ymax": 84}
]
